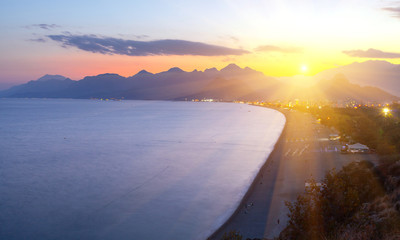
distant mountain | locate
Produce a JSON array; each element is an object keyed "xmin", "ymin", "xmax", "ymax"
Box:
[
  {"xmin": 311, "ymin": 60, "xmax": 400, "ymax": 97},
  {"xmin": 0, "ymin": 65, "xmax": 278, "ymax": 100},
  {"xmin": 165, "ymin": 67, "xmax": 184, "ymax": 73},
  {"xmin": 310, "ymin": 74, "xmax": 399, "ymax": 102},
  {"xmin": 36, "ymin": 74, "xmax": 67, "ymax": 82},
  {"xmin": 220, "ymin": 63, "xmax": 242, "ymax": 72},
  {"xmin": 0, "ymin": 63, "xmax": 398, "ymax": 102},
  {"xmin": 135, "ymin": 70, "xmax": 153, "ymax": 75},
  {"xmin": 204, "ymin": 67, "xmax": 218, "ymax": 74},
  {"xmin": 0, "ymin": 75, "xmax": 74, "ymax": 98}
]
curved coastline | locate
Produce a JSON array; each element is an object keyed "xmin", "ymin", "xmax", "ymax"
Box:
[
  {"xmin": 0, "ymin": 99, "xmax": 287, "ymax": 240},
  {"xmin": 207, "ymin": 107, "xmax": 287, "ymax": 240}
]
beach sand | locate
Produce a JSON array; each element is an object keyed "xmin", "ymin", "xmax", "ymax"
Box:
[{"xmin": 208, "ymin": 108, "xmax": 378, "ymax": 239}]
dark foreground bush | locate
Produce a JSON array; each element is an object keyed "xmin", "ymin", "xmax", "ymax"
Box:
[
  {"xmin": 280, "ymin": 160, "xmax": 400, "ymax": 240},
  {"xmin": 217, "ymin": 230, "xmax": 243, "ymax": 240}
]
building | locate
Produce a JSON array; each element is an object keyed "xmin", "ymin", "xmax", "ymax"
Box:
[{"xmin": 347, "ymin": 143, "xmax": 369, "ymax": 153}]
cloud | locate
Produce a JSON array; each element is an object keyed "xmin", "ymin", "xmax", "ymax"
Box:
[
  {"xmin": 46, "ymin": 34, "xmax": 250, "ymax": 56},
  {"xmin": 342, "ymin": 48, "xmax": 400, "ymax": 58},
  {"xmin": 229, "ymin": 36, "xmax": 239, "ymax": 43},
  {"xmin": 133, "ymin": 34, "xmax": 149, "ymax": 39},
  {"xmin": 382, "ymin": 6, "xmax": 400, "ymax": 18},
  {"xmin": 25, "ymin": 24, "xmax": 61, "ymax": 30},
  {"xmin": 29, "ymin": 38, "xmax": 47, "ymax": 43},
  {"xmin": 218, "ymin": 35, "xmax": 240, "ymax": 44},
  {"xmin": 118, "ymin": 34, "xmax": 150, "ymax": 39},
  {"xmin": 254, "ymin": 45, "xmax": 302, "ymax": 53}
]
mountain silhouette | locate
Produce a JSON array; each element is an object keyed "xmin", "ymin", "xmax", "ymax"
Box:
[
  {"xmin": 0, "ymin": 75, "xmax": 73, "ymax": 98},
  {"xmin": 36, "ymin": 74, "xmax": 67, "ymax": 82},
  {"xmin": 0, "ymin": 64, "xmax": 398, "ymax": 102},
  {"xmin": 220, "ymin": 63, "xmax": 242, "ymax": 72},
  {"xmin": 312, "ymin": 74, "xmax": 398, "ymax": 102},
  {"xmin": 135, "ymin": 70, "xmax": 153, "ymax": 75},
  {"xmin": 312, "ymin": 60, "xmax": 400, "ymax": 97},
  {"xmin": 166, "ymin": 67, "xmax": 184, "ymax": 73}
]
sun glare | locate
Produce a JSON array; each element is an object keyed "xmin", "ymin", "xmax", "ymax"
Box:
[{"xmin": 300, "ymin": 64, "xmax": 308, "ymax": 73}]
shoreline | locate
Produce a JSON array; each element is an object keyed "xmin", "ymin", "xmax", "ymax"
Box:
[
  {"xmin": 207, "ymin": 107, "xmax": 288, "ymax": 240},
  {"xmin": 207, "ymin": 107, "xmax": 380, "ymax": 239},
  {"xmin": 0, "ymin": 99, "xmax": 287, "ymax": 240}
]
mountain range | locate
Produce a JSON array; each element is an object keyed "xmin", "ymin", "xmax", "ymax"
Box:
[
  {"xmin": 1, "ymin": 61, "xmax": 399, "ymax": 103},
  {"xmin": 278, "ymin": 60, "xmax": 400, "ymax": 97}
]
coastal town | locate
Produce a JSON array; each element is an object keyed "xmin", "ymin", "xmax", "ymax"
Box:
[
  {"xmin": 3, "ymin": 0, "xmax": 400, "ymax": 239},
  {"xmin": 211, "ymin": 100, "xmax": 400, "ymax": 239}
]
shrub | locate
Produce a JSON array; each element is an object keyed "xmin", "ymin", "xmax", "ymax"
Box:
[{"xmin": 281, "ymin": 161, "xmax": 385, "ymax": 239}]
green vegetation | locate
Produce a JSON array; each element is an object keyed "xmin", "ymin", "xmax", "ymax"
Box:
[
  {"xmin": 219, "ymin": 104, "xmax": 400, "ymax": 240},
  {"xmin": 217, "ymin": 230, "xmax": 243, "ymax": 240},
  {"xmin": 295, "ymin": 104, "xmax": 400, "ymax": 155},
  {"xmin": 279, "ymin": 159, "xmax": 400, "ymax": 240},
  {"xmin": 278, "ymin": 104, "xmax": 400, "ymax": 239}
]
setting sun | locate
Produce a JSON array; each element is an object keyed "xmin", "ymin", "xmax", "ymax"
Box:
[
  {"xmin": 300, "ymin": 64, "xmax": 308, "ymax": 73},
  {"xmin": 2, "ymin": 1, "xmax": 400, "ymax": 239}
]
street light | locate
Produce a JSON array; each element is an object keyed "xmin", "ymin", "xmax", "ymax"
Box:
[{"xmin": 383, "ymin": 107, "xmax": 390, "ymax": 117}]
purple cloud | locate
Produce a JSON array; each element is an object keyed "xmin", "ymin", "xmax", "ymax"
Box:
[
  {"xmin": 382, "ymin": 6, "xmax": 400, "ymax": 19},
  {"xmin": 29, "ymin": 38, "xmax": 47, "ymax": 43},
  {"xmin": 254, "ymin": 45, "xmax": 302, "ymax": 53},
  {"xmin": 47, "ymin": 34, "xmax": 250, "ymax": 56},
  {"xmin": 25, "ymin": 24, "xmax": 61, "ymax": 30}
]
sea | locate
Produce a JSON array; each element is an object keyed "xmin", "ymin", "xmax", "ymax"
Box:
[{"xmin": 0, "ymin": 98, "xmax": 285, "ymax": 240}]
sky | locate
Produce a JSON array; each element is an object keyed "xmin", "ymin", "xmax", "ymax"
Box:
[{"xmin": 1, "ymin": 0, "xmax": 400, "ymax": 88}]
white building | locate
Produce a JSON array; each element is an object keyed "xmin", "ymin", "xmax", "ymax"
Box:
[{"xmin": 347, "ymin": 143, "xmax": 369, "ymax": 153}]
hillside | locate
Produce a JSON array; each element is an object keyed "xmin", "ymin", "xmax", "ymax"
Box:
[
  {"xmin": 0, "ymin": 64, "xmax": 398, "ymax": 102},
  {"xmin": 282, "ymin": 60, "xmax": 400, "ymax": 97}
]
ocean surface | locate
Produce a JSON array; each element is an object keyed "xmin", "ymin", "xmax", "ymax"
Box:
[{"xmin": 0, "ymin": 99, "xmax": 285, "ymax": 240}]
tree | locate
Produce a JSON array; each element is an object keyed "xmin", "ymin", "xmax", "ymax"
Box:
[
  {"xmin": 283, "ymin": 178, "xmax": 324, "ymax": 240},
  {"xmin": 281, "ymin": 161, "xmax": 385, "ymax": 239},
  {"xmin": 219, "ymin": 230, "xmax": 243, "ymax": 240}
]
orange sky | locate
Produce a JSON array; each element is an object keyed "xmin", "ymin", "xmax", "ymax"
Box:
[{"xmin": 1, "ymin": 0, "xmax": 400, "ymax": 88}]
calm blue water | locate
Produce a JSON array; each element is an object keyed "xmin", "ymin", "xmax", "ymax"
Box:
[{"xmin": 0, "ymin": 99, "xmax": 285, "ymax": 240}]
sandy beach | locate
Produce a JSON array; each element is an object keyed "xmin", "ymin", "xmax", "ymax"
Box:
[{"xmin": 208, "ymin": 108, "xmax": 378, "ymax": 239}]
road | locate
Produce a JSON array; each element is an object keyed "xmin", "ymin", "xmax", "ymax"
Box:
[{"xmin": 209, "ymin": 109, "xmax": 378, "ymax": 240}]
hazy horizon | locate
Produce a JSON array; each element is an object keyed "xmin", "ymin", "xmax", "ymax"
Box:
[
  {"xmin": 2, "ymin": 2, "xmax": 399, "ymax": 238},
  {"xmin": 1, "ymin": 0, "xmax": 400, "ymax": 89}
]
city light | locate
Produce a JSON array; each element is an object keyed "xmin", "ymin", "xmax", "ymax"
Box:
[{"xmin": 383, "ymin": 107, "xmax": 390, "ymax": 117}]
